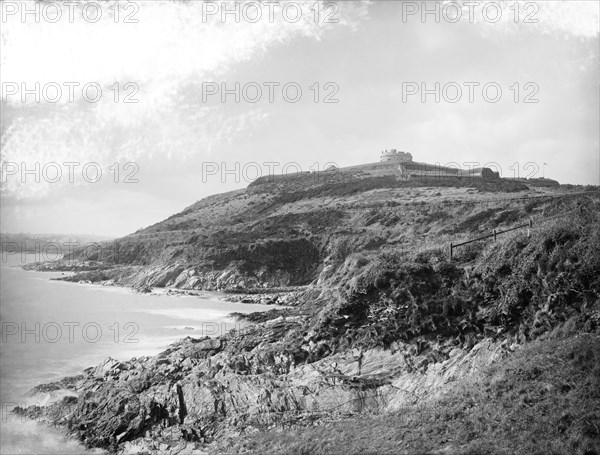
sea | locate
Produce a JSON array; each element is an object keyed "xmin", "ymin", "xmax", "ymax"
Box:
[{"xmin": 0, "ymin": 253, "xmax": 273, "ymax": 454}]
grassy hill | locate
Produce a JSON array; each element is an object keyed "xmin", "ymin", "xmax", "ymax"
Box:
[
  {"xmin": 45, "ymin": 169, "xmax": 593, "ymax": 294},
  {"xmin": 20, "ymin": 172, "xmax": 600, "ymax": 455}
]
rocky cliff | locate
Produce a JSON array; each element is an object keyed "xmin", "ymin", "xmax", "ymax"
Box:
[{"xmin": 18, "ymin": 176, "xmax": 600, "ymax": 454}]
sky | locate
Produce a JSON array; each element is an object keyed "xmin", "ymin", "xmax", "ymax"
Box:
[{"xmin": 1, "ymin": 0, "xmax": 599, "ymax": 237}]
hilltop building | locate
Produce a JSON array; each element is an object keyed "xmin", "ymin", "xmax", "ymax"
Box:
[
  {"xmin": 250, "ymin": 148, "xmax": 504, "ymax": 187},
  {"xmin": 381, "ymin": 149, "xmax": 499, "ymax": 180},
  {"xmin": 380, "ymin": 149, "xmax": 413, "ymax": 163}
]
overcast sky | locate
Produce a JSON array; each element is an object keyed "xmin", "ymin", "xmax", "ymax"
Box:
[{"xmin": 1, "ymin": 0, "xmax": 599, "ymax": 237}]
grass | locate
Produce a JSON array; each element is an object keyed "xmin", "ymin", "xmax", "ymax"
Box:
[
  {"xmin": 307, "ymin": 205, "xmax": 600, "ymax": 355},
  {"xmin": 27, "ymin": 182, "xmax": 600, "ymax": 454}
]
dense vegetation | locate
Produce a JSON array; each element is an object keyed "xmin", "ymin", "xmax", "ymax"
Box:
[
  {"xmin": 22, "ymin": 172, "xmax": 600, "ymax": 454},
  {"xmin": 305, "ymin": 204, "xmax": 600, "ymax": 357},
  {"xmin": 218, "ymin": 204, "xmax": 600, "ymax": 455}
]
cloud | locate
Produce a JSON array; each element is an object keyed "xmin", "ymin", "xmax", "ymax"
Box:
[
  {"xmin": 446, "ymin": 0, "xmax": 600, "ymax": 39},
  {"xmin": 1, "ymin": 1, "xmax": 372, "ymax": 200},
  {"xmin": 2, "ymin": 1, "xmax": 371, "ymax": 100}
]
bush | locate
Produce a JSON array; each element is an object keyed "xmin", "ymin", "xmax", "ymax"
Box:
[
  {"xmin": 311, "ymin": 211, "xmax": 600, "ymax": 353},
  {"xmin": 524, "ymin": 200, "xmax": 537, "ymax": 213},
  {"xmin": 453, "ymin": 241, "xmax": 485, "ymax": 262}
]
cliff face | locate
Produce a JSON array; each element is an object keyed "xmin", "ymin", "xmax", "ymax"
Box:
[
  {"xmin": 19, "ymin": 176, "xmax": 600, "ymax": 454},
  {"xmin": 48, "ymin": 170, "xmax": 534, "ymax": 291}
]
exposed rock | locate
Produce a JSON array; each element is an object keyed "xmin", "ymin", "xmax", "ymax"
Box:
[
  {"xmin": 133, "ymin": 284, "xmax": 153, "ymax": 294},
  {"xmin": 17, "ymin": 324, "xmax": 510, "ymax": 455},
  {"xmin": 15, "ymin": 177, "xmax": 599, "ymax": 453}
]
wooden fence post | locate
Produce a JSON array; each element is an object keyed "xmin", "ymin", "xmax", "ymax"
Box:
[
  {"xmin": 493, "ymin": 229, "xmax": 497, "ymax": 241},
  {"xmin": 528, "ymin": 219, "xmax": 533, "ymax": 237},
  {"xmin": 449, "ymin": 242, "xmax": 453, "ymax": 260}
]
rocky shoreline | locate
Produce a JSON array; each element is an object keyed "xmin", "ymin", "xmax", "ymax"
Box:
[
  {"xmin": 14, "ymin": 317, "xmax": 508, "ymax": 455},
  {"xmin": 24, "ymin": 260, "xmax": 307, "ymax": 306},
  {"xmin": 25, "ymin": 260, "xmax": 312, "ymax": 300},
  {"xmin": 219, "ymin": 290, "xmax": 302, "ymax": 306},
  {"xmin": 12, "ymin": 191, "xmax": 600, "ymax": 454}
]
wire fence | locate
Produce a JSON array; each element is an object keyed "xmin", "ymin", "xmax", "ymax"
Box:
[
  {"xmin": 448, "ymin": 205, "xmax": 596, "ymax": 260},
  {"xmin": 449, "ymin": 221, "xmax": 533, "ymax": 260}
]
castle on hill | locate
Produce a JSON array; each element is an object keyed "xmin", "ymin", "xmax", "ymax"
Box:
[
  {"xmin": 380, "ymin": 149, "xmax": 499, "ymax": 180},
  {"xmin": 377, "ymin": 149, "xmax": 557, "ymax": 185},
  {"xmin": 380, "ymin": 149, "xmax": 413, "ymax": 164},
  {"xmin": 252, "ymin": 148, "xmax": 555, "ymax": 187}
]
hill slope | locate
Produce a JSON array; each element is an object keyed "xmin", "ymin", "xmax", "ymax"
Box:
[
  {"xmin": 20, "ymin": 174, "xmax": 600, "ymax": 454},
  {"xmin": 38, "ymin": 170, "xmax": 585, "ymax": 293}
]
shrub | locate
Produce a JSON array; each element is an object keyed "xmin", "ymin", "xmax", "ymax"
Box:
[
  {"xmin": 311, "ymin": 210, "xmax": 600, "ymax": 353},
  {"xmin": 453, "ymin": 241, "xmax": 485, "ymax": 262}
]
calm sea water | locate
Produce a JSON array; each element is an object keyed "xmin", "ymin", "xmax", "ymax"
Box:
[{"xmin": 0, "ymin": 254, "xmax": 273, "ymax": 454}]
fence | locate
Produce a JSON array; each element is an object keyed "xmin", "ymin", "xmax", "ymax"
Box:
[
  {"xmin": 448, "ymin": 207, "xmax": 591, "ymax": 260},
  {"xmin": 449, "ymin": 220, "xmax": 533, "ymax": 260}
]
